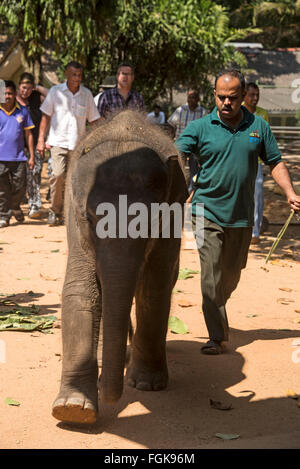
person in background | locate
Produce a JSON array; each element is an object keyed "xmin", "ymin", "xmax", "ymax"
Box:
[
  {"xmin": 168, "ymin": 89, "xmax": 207, "ymax": 191},
  {"xmin": 37, "ymin": 61, "xmax": 100, "ymax": 226},
  {"xmin": 176, "ymin": 69, "xmax": 300, "ymax": 354},
  {"xmin": 94, "ymin": 89, "xmax": 103, "ymax": 107},
  {"xmin": 243, "ymin": 82, "xmax": 269, "ymax": 244},
  {"xmin": 147, "ymin": 104, "xmax": 165, "ymax": 125},
  {"xmin": 0, "ymin": 80, "xmax": 35, "ymax": 227},
  {"xmin": 17, "ymin": 72, "xmax": 48, "ymax": 219},
  {"xmin": 97, "ymin": 62, "xmax": 144, "ymax": 118}
]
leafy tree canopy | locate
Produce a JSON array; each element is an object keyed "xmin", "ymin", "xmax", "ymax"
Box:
[
  {"xmin": 0, "ymin": 0, "xmax": 249, "ymax": 109},
  {"xmin": 217, "ymin": 0, "xmax": 300, "ymax": 48}
]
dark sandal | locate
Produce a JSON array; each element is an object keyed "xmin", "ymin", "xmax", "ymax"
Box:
[
  {"xmin": 13, "ymin": 210, "xmax": 24, "ymax": 223},
  {"xmin": 201, "ymin": 340, "xmax": 223, "ymax": 355}
]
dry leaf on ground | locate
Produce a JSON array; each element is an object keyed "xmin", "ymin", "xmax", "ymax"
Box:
[
  {"xmin": 286, "ymin": 389, "xmax": 300, "ymax": 399},
  {"xmin": 270, "ymin": 260, "xmax": 292, "ymax": 267},
  {"xmin": 277, "ymin": 298, "xmax": 295, "ymax": 305},
  {"xmin": 177, "ymin": 299, "xmax": 195, "ymax": 308},
  {"xmin": 40, "ymin": 273, "xmax": 59, "ymax": 281},
  {"xmin": 209, "ymin": 399, "xmax": 233, "ymax": 411}
]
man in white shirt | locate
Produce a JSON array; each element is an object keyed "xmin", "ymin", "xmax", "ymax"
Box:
[
  {"xmin": 37, "ymin": 61, "xmax": 100, "ymax": 226},
  {"xmin": 146, "ymin": 104, "xmax": 165, "ymax": 125},
  {"xmin": 94, "ymin": 91, "xmax": 103, "ymax": 108}
]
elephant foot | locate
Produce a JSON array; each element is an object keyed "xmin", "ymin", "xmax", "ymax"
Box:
[
  {"xmin": 52, "ymin": 393, "xmax": 97, "ymax": 424},
  {"xmin": 126, "ymin": 356, "xmax": 168, "ymax": 392},
  {"xmin": 52, "ymin": 372, "xmax": 98, "ymax": 424}
]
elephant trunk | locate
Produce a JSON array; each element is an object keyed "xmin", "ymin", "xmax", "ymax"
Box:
[{"xmin": 96, "ymin": 239, "xmax": 147, "ymax": 404}]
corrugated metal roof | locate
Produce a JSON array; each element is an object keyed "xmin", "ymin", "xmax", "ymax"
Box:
[{"xmin": 245, "ymin": 49, "xmax": 300, "ymax": 112}]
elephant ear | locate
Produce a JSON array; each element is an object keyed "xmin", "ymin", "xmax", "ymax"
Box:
[
  {"xmin": 70, "ymin": 151, "xmax": 100, "ymax": 222},
  {"xmin": 166, "ymin": 155, "xmax": 189, "ymax": 204}
]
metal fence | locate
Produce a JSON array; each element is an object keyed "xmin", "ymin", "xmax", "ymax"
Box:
[
  {"xmin": 271, "ymin": 127, "xmax": 300, "ymax": 153},
  {"xmin": 271, "ymin": 126, "xmax": 300, "ymax": 140}
]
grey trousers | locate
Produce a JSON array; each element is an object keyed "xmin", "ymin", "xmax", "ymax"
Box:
[
  {"xmin": 0, "ymin": 161, "xmax": 27, "ymax": 220},
  {"xmin": 193, "ymin": 216, "xmax": 252, "ymax": 342}
]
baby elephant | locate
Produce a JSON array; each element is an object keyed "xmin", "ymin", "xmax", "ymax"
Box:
[{"xmin": 52, "ymin": 110, "xmax": 188, "ymax": 424}]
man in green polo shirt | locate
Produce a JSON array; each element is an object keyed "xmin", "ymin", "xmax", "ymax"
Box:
[{"xmin": 176, "ymin": 69, "xmax": 300, "ymax": 354}]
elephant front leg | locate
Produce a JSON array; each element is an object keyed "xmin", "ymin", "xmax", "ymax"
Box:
[
  {"xmin": 126, "ymin": 239, "xmax": 180, "ymax": 392},
  {"xmin": 52, "ymin": 260, "xmax": 101, "ymax": 424}
]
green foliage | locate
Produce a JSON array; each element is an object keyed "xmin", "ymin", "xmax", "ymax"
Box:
[
  {"xmin": 86, "ymin": 0, "xmax": 247, "ymax": 107},
  {"xmin": 0, "ymin": 0, "xmax": 113, "ymax": 65},
  {"xmin": 220, "ymin": 0, "xmax": 300, "ymax": 48},
  {"xmin": 0, "ymin": 0, "xmax": 247, "ymax": 108}
]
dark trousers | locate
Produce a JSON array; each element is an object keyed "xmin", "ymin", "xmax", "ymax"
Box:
[
  {"xmin": 182, "ymin": 154, "xmax": 199, "ymax": 193},
  {"xmin": 188, "ymin": 154, "xmax": 199, "ymax": 192},
  {"xmin": 0, "ymin": 161, "xmax": 27, "ymax": 220},
  {"xmin": 193, "ymin": 216, "xmax": 252, "ymax": 342}
]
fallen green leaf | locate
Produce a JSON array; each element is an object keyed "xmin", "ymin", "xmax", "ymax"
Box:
[
  {"xmin": 168, "ymin": 316, "xmax": 189, "ymax": 334},
  {"xmin": 215, "ymin": 433, "xmax": 240, "ymax": 440},
  {"xmin": 178, "ymin": 268, "xmax": 200, "ymax": 280},
  {"xmin": 0, "ymin": 302, "xmax": 57, "ymax": 333},
  {"xmin": 50, "ymin": 249, "xmax": 60, "ymax": 253},
  {"xmin": 173, "ymin": 288, "xmax": 184, "ymax": 294},
  {"xmin": 5, "ymin": 398, "xmax": 20, "ymax": 406}
]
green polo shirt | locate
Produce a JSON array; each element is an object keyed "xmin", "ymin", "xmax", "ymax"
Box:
[{"xmin": 176, "ymin": 106, "xmax": 282, "ymax": 227}]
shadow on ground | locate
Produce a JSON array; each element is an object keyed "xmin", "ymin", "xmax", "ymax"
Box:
[
  {"xmin": 249, "ymin": 223, "xmax": 300, "ymax": 263},
  {"xmin": 57, "ymin": 327, "xmax": 300, "ymax": 448},
  {"xmin": 0, "ymin": 292, "xmax": 60, "ymax": 316}
]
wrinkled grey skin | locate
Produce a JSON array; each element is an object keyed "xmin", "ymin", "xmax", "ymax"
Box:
[{"xmin": 52, "ymin": 111, "xmax": 188, "ymax": 424}]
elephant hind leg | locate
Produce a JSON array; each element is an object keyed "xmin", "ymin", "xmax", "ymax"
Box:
[
  {"xmin": 126, "ymin": 355, "xmax": 168, "ymax": 392},
  {"xmin": 126, "ymin": 239, "xmax": 180, "ymax": 392}
]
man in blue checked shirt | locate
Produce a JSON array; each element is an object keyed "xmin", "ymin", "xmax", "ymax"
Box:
[{"xmin": 97, "ymin": 62, "xmax": 144, "ymax": 118}]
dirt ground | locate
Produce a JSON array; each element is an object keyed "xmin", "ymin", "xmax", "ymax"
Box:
[{"xmin": 0, "ymin": 155, "xmax": 300, "ymax": 450}]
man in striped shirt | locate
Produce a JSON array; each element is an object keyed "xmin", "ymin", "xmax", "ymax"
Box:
[
  {"xmin": 97, "ymin": 62, "xmax": 144, "ymax": 118},
  {"xmin": 168, "ymin": 89, "xmax": 207, "ymax": 190}
]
